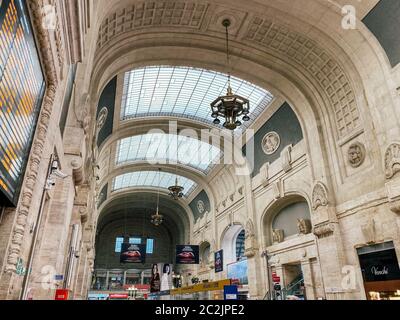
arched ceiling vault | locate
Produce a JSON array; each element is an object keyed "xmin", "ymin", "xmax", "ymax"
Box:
[
  {"xmin": 98, "ymin": 192, "xmax": 193, "ymax": 243},
  {"xmin": 83, "ymin": 0, "xmax": 388, "ymax": 210}
]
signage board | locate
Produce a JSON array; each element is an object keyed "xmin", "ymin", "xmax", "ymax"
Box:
[
  {"xmin": 150, "ymin": 263, "xmax": 174, "ymax": 293},
  {"xmin": 215, "ymin": 250, "xmax": 223, "ymax": 273},
  {"xmin": 224, "ymin": 285, "xmax": 238, "ymax": 300},
  {"xmin": 55, "ymin": 289, "xmax": 70, "ymax": 301},
  {"xmin": 170, "ymin": 279, "xmax": 231, "ymax": 295},
  {"xmin": 358, "ymin": 248, "xmax": 400, "ymax": 282},
  {"xmin": 227, "ymin": 260, "xmax": 248, "ymax": 285},
  {"xmin": 0, "ymin": 0, "xmax": 46, "ymax": 206},
  {"xmin": 176, "ymin": 245, "xmax": 199, "ymax": 265},
  {"xmin": 120, "ymin": 243, "xmax": 146, "ymax": 264}
]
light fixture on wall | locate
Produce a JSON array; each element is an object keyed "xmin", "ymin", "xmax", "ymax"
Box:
[
  {"xmin": 210, "ymin": 19, "xmax": 250, "ymax": 130},
  {"xmin": 151, "ymin": 169, "xmax": 164, "ymax": 226},
  {"xmin": 168, "ymin": 135, "xmax": 184, "ymax": 200}
]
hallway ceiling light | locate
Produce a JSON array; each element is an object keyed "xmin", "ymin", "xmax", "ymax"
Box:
[
  {"xmin": 168, "ymin": 178, "xmax": 184, "ymax": 201},
  {"xmin": 151, "ymin": 169, "xmax": 164, "ymax": 226},
  {"xmin": 168, "ymin": 135, "xmax": 184, "ymax": 200},
  {"xmin": 210, "ymin": 19, "xmax": 250, "ymax": 130}
]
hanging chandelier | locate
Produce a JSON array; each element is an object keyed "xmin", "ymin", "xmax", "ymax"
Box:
[
  {"xmin": 168, "ymin": 136, "xmax": 184, "ymax": 200},
  {"xmin": 169, "ymin": 177, "xmax": 184, "ymax": 200},
  {"xmin": 151, "ymin": 169, "xmax": 164, "ymax": 226},
  {"xmin": 210, "ymin": 19, "xmax": 250, "ymax": 130}
]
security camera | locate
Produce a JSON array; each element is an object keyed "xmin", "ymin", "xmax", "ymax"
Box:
[
  {"xmin": 50, "ymin": 160, "xmax": 69, "ymax": 179},
  {"xmin": 45, "ymin": 178, "xmax": 56, "ymax": 190}
]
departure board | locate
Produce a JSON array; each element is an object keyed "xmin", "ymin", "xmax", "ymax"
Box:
[{"xmin": 0, "ymin": 0, "xmax": 46, "ymax": 206}]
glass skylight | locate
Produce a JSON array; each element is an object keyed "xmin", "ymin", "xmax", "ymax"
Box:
[
  {"xmin": 121, "ymin": 66, "xmax": 274, "ymax": 127},
  {"xmin": 116, "ymin": 133, "xmax": 222, "ymax": 173},
  {"xmin": 112, "ymin": 171, "xmax": 197, "ymax": 197}
]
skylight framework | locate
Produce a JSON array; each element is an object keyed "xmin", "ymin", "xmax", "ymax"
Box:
[
  {"xmin": 116, "ymin": 133, "xmax": 222, "ymax": 174},
  {"xmin": 120, "ymin": 66, "xmax": 274, "ymax": 127},
  {"xmin": 112, "ymin": 171, "xmax": 197, "ymax": 197}
]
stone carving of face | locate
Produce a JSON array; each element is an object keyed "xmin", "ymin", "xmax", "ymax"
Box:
[{"xmin": 348, "ymin": 143, "xmax": 365, "ymax": 168}]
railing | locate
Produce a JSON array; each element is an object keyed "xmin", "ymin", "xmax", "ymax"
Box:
[{"xmin": 282, "ymin": 275, "xmax": 304, "ymax": 300}]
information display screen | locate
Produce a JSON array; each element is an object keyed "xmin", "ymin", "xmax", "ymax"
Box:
[{"xmin": 0, "ymin": 0, "xmax": 46, "ymax": 206}]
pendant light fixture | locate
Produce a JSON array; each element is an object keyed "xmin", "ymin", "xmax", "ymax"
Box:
[
  {"xmin": 168, "ymin": 135, "xmax": 184, "ymax": 200},
  {"xmin": 210, "ymin": 19, "xmax": 250, "ymax": 130},
  {"xmin": 151, "ymin": 169, "xmax": 164, "ymax": 226}
]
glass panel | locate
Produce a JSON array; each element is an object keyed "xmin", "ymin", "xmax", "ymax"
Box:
[
  {"xmin": 115, "ymin": 237, "xmax": 124, "ymax": 253},
  {"xmin": 146, "ymin": 239, "xmax": 154, "ymax": 254},
  {"xmin": 120, "ymin": 66, "xmax": 274, "ymax": 128},
  {"xmin": 112, "ymin": 171, "xmax": 197, "ymax": 197},
  {"xmin": 236, "ymin": 230, "xmax": 246, "ymax": 261},
  {"xmin": 129, "ymin": 237, "xmax": 141, "ymax": 245},
  {"xmin": 116, "ymin": 133, "xmax": 222, "ymax": 174}
]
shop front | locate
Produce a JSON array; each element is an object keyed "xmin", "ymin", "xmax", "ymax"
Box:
[{"xmin": 357, "ymin": 241, "xmax": 400, "ymax": 300}]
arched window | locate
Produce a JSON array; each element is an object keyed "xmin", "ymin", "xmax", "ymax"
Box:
[{"xmin": 236, "ymin": 230, "xmax": 246, "ymax": 261}]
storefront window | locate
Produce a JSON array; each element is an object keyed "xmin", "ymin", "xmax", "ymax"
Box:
[{"xmin": 358, "ymin": 242, "xmax": 400, "ymax": 300}]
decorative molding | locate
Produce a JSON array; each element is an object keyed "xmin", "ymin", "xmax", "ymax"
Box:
[
  {"xmin": 245, "ymin": 219, "xmax": 255, "ymax": 239},
  {"xmin": 281, "ymin": 144, "xmax": 293, "ymax": 173},
  {"xmin": 384, "ymin": 143, "xmax": 400, "ymax": 179},
  {"xmin": 272, "ymin": 180, "xmax": 283, "ymax": 200},
  {"xmin": 361, "ymin": 218, "xmax": 376, "ymax": 244},
  {"xmin": 260, "ymin": 162, "xmax": 270, "ymax": 187},
  {"xmin": 6, "ymin": 85, "xmax": 57, "ymax": 272},
  {"xmin": 27, "ymin": 0, "xmax": 59, "ymax": 86},
  {"xmin": 97, "ymin": 1, "xmax": 209, "ymax": 49},
  {"xmin": 245, "ymin": 16, "xmax": 361, "ymax": 139},
  {"xmin": 313, "ymin": 222, "xmax": 335, "ymax": 238},
  {"xmin": 312, "ymin": 182, "xmax": 329, "ymax": 210}
]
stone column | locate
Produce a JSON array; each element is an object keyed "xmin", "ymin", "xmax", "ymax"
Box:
[
  {"xmin": 301, "ymin": 259, "xmax": 315, "ymax": 300},
  {"xmin": 311, "ymin": 182, "xmax": 347, "ymax": 300},
  {"xmin": 105, "ymin": 271, "xmax": 110, "ymax": 290},
  {"xmin": 27, "ymin": 176, "xmax": 76, "ymax": 300},
  {"xmin": 274, "ymin": 265, "xmax": 285, "ymax": 300}
]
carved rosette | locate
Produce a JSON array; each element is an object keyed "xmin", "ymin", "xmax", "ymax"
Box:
[
  {"xmin": 313, "ymin": 222, "xmax": 335, "ymax": 238},
  {"xmin": 385, "ymin": 143, "xmax": 400, "ymax": 179},
  {"xmin": 312, "ymin": 182, "xmax": 329, "ymax": 211}
]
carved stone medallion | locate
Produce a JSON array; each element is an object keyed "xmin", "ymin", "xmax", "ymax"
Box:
[
  {"xmin": 197, "ymin": 200, "xmax": 205, "ymax": 214},
  {"xmin": 385, "ymin": 143, "xmax": 400, "ymax": 179},
  {"xmin": 262, "ymin": 131, "xmax": 281, "ymax": 155},
  {"xmin": 97, "ymin": 107, "xmax": 108, "ymax": 131},
  {"xmin": 348, "ymin": 142, "xmax": 366, "ymax": 168}
]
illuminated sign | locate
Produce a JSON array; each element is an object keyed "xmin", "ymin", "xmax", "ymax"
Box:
[{"xmin": 0, "ymin": 0, "xmax": 46, "ymax": 206}]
